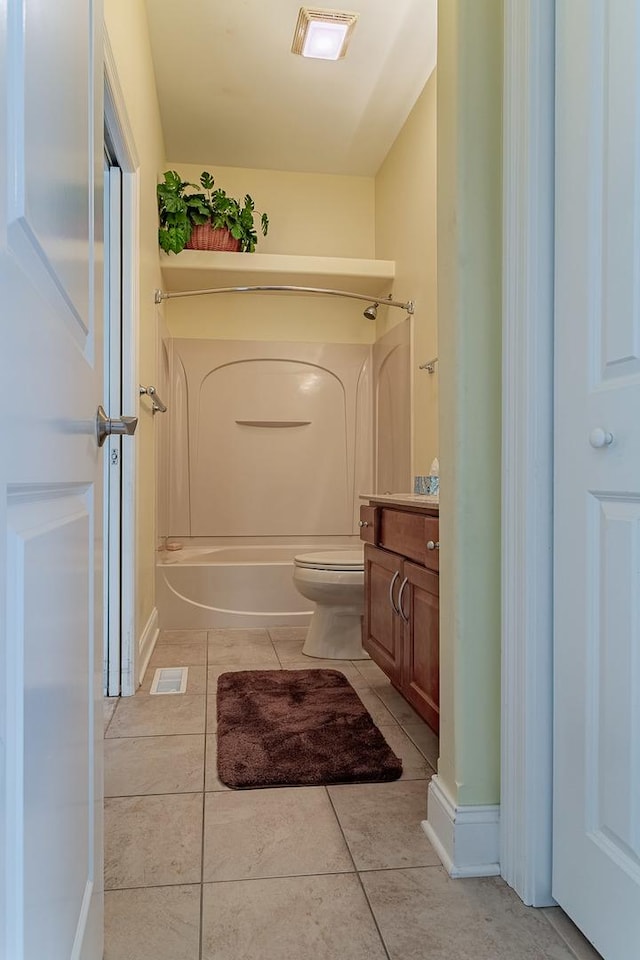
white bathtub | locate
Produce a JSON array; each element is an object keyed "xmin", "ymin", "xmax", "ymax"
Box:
[{"xmin": 156, "ymin": 541, "xmax": 360, "ymax": 629}]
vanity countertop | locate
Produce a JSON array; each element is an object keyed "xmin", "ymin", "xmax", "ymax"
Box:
[{"xmin": 359, "ymin": 493, "xmax": 439, "ymax": 512}]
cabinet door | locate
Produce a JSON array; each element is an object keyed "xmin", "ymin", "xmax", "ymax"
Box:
[
  {"xmin": 363, "ymin": 544, "xmax": 404, "ymax": 685},
  {"xmin": 401, "ymin": 561, "xmax": 439, "ymax": 733}
]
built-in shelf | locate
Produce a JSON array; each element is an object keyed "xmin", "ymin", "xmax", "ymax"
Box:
[
  {"xmin": 159, "ymin": 250, "xmax": 396, "ymax": 297},
  {"xmin": 235, "ymin": 420, "xmax": 311, "ymax": 428}
]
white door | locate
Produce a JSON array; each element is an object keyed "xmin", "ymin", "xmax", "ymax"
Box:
[
  {"xmin": 554, "ymin": 3, "xmax": 640, "ymax": 957},
  {"xmin": 104, "ymin": 152, "xmax": 123, "ymax": 697},
  {"xmin": 0, "ymin": 1, "xmax": 105, "ymax": 957}
]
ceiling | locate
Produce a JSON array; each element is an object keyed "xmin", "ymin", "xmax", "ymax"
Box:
[{"xmin": 145, "ymin": 0, "xmax": 437, "ymax": 177}]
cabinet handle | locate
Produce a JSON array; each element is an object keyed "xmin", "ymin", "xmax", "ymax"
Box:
[
  {"xmin": 389, "ymin": 570, "xmax": 401, "ymax": 615},
  {"xmin": 426, "ymin": 540, "xmax": 440, "ymax": 551},
  {"xmin": 358, "ymin": 520, "xmax": 369, "ymax": 528},
  {"xmin": 397, "ymin": 576, "xmax": 410, "ymax": 623}
]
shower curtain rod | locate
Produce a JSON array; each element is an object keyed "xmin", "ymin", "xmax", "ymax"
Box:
[{"xmin": 154, "ymin": 284, "xmax": 415, "ymax": 314}]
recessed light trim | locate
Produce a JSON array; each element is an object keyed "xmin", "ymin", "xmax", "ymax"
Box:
[{"xmin": 291, "ymin": 7, "xmax": 359, "ymax": 60}]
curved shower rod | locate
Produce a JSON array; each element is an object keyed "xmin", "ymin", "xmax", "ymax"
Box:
[{"xmin": 154, "ymin": 284, "xmax": 415, "ymax": 315}]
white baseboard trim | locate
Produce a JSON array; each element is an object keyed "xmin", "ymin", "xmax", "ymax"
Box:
[
  {"xmin": 422, "ymin": 775, "xmax": 501, "ymax": 878},
  {"xmin": 137, "ymin": 606, "xmax": 159, "ymax": 689}
]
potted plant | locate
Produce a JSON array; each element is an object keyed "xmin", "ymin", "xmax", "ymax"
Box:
[{"xmin": 157, "ymin": 170, "xmax": 269, "ymax": 254}]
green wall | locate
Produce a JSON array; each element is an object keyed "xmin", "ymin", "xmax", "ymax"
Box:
[{"xmin": 437, "ymin": 0, "xmax": 503, "ymax": 806}]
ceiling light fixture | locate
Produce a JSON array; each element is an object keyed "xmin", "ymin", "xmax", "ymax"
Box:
[{"xmin": 291, "ymin": 7, "xmax": 359, "ymax": 61}]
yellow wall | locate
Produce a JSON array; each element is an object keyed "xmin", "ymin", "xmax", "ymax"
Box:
[
  {"xmin": 437, "ymin": 0, "xmax": 503, "ymax": 806},
  {"xmin": 166, "ymin": 163, "xmax": 375, "ymax": 259},
  {"xmin": 375, "ymin": 72, "xmax": 438, "ymax": 475},
  {"xmin": 104, "ymin": 0, "xmax": 165, "ymax": 655},
  {"xmin": 163, "ymin": 163, "xmax": 377, "ymax": 342},
  {"xmin": 166, "ymin": 295, "xmax": 376, "ymax": 344}
]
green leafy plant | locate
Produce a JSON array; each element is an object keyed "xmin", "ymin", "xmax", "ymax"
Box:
[{"xmin": 157, "ymin": 170, "xmax": 270, "ymax": 254}]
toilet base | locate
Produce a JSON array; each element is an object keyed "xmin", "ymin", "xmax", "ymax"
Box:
[{"xmin": 302, "ymin": 606, "xmax": 371, "ymax": 660}]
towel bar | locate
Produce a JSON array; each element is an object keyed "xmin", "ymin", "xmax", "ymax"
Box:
[{"xmin": 139, "ymin": 385, "xmax": 167, "ymax": 414}]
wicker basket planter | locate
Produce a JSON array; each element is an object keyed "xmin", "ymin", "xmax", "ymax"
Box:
[
  {"xmin": 158, "ymin": 170, "xmax": 268, "ymax": 254},
  {"xmin": 186, "ymin": 224, "xmax": 241, "ymax": 252}
]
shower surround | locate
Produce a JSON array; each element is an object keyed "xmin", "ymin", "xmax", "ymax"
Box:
[{"xmin": 157, "ymin": 329, "xmax": 410, "ymax": 628}]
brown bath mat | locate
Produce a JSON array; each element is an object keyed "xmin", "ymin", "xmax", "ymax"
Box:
[{"xmin": 216, "ymin": 669, "xmax": 403, "ymax": 789}]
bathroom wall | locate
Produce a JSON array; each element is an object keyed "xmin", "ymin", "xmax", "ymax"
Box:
[
  {"xmin": 156, "ymin": 312, "xmax": 172, "ymax": 547},
  {"xmin": 373, "ymin": 319, "xmax": 412, "ymax": 494},
  {"xmin": 375, "ymin": 71, "xmax": 438, "ymax": 475},
  {"xmin": 162, "ymin": 163, "xmax": 377, "ymax": 345},
  {"xmin": 165, "ymin": 163, "xmax": 375, "ymax": 258},
  {"xmin": 437, "ymin": 0, "xmax": 503, "ymax": 809},
  {"xmin": 166, "ymin": 339, "xmax": 372, "ymax": 538},
  {"xmin": 165, "ymin": 294, "xmax": 376, "ymax": 346},
  {"xmin": 104, "ymin": 0, "xmax": 166, "ymax": 657}
]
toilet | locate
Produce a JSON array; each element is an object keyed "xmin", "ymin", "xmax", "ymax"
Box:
[{"xmin": 292, "ymin": 548, "xmax": 370, "ymax": 660}]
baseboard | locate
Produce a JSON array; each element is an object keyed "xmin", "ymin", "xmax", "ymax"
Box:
[
  {"xmin": 422, "ymin": 775, "xmax": 501, "ymax": 878},
  {"xmin": 137, "ymin": 606, "xmax": 159, "ymax": 689}
]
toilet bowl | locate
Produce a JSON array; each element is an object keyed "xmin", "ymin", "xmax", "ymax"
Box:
[{"xmin": 292, "ymin": 549, "xmax": 370, "ymax": 660}]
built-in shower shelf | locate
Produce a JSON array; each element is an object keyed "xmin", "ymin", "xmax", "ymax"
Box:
[
  {"xmin": 159, "ymin": 251, "xmax": 396, "ymax": 297},
  {"xmin": 235, "ymin": 420, "xmax": 312, "ymax": 428}
]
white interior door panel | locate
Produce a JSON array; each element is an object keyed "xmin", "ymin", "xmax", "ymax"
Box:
[
  {"xmin": 0, "ymin": 1, "xmax": 104, "ymax": 957},
  {"xmin": 554, "ymin": 3, "xmax": 640, "ymax": 957}
]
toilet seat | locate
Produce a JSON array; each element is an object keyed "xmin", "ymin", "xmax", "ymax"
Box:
[{"xmin": 294, "ymin": 549, "xmax": 364, "ymax": 571}]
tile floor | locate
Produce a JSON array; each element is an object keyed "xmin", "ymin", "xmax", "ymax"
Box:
[{"xmin": 103, "ymin": 627, "xmax": 597, "ymax": 960}]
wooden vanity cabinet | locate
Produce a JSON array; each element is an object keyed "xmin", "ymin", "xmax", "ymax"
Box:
[
  {"xmin": 361, "ymin": 504, "xmax": 440, "ymax": 734},
  {"xmin": 363, "ymin": 545, "xmax": 404, "ymax": 685},
  {"xmin": 402, "ymin": 561, "xmax": 440, "ymax": 733}
]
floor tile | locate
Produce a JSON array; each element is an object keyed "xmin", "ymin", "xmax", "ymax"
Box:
[
  {"xmin": 283, "ymin": 659, "xmax": 369, "ymax": 687},
  {"xmin": 362, "ymin": 868, "xmax": 577, "ymax": 960},
  {"xmin": 104, "ymin": 885, "xmax": 201, "ymax": 960},
  {"xmin": 206, "ymin": 696, "xmax": 217, "ymax": 733},
  {"xmin": 104, "ymin": 697, "xmax": 118, "ymax": 734},
  {"xmin": 267, "ymin": 626, "xmax": 308, "ymax": 643},
  {"xmin": 104, "ymin": 735, "xmax": 205, "ymax": 797},
  {"xmin": 207, "ymin": 629, "xmax": 279, "ymax": 666},
  {"xmin": 203, "ymin": 787, "xmax": 353, "ymax": 881},
  {"xmin": 204, "ymin": 734, "xmax": 230, "ymax": 791},
  {"xmin": 355, "ymin": 687, "xmax": 397, "ymax": 726},
  {"xmin": 402, "ymin": 721, "xmax": 439, "ymax": 769},
  {"xmin": 157, "ymin": 629, "xmax": 207, "ymax": 644},
  {"xmin": 208, "ymin": 627, "xmax": 271, "ymax": 642},
  {"xmin": 374, "ymin": 684, "xmax": 423, "ymax": 724},
  {"xmin": 201, "ymin": 874, "xmax": 387, "ymax": 960},
  {"xmin": 207, "ymin": 663, "xmax": 282, "ymax": 689},
  {"xmin": 269, "ymin": 632, "xmax": 307, "ymax": 662},
  {"xmin": 336, "ymin": 664, "xmax": 371, "ymax": 688},
  {"xmin": 106, "ymin": 695, "xmax": 206, "ymax": 738},
  {"xmin": 104, "ymin": 793, "xmax": 203, "ymax": 889},
  {"xmin": 138, "ymin": 664, "xmax": 207, "ymax": 696},
  {"xmin": 328, "ymin": 780, "xmax": 439, "ymax": 870},
  {"xmin": 376, "ymin": 724, "xmax": 434, "ymax": 780},
  {"xmin": 543, "ymin": 908, "xmax": 604, "ymax": 960},
  {"xmin": 352, "ymin": 660, "xmax": 390, "ymax": 687},
  {"xmin": 148, "ymin": 639, "xmax": 207, "ymax": 668}
]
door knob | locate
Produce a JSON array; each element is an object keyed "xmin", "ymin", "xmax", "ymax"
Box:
[
  {"xmin": 589, "ymin": 428, "xmax": 614, "ymax": 449},
  {"xmin": 96, "ymin": 405, "xmax": 138, "ymax": 447}
]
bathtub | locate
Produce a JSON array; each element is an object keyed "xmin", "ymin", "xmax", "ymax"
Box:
[{"xmin": 156, "ymin": 540, "xmax": 361, "ymax": 630}]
